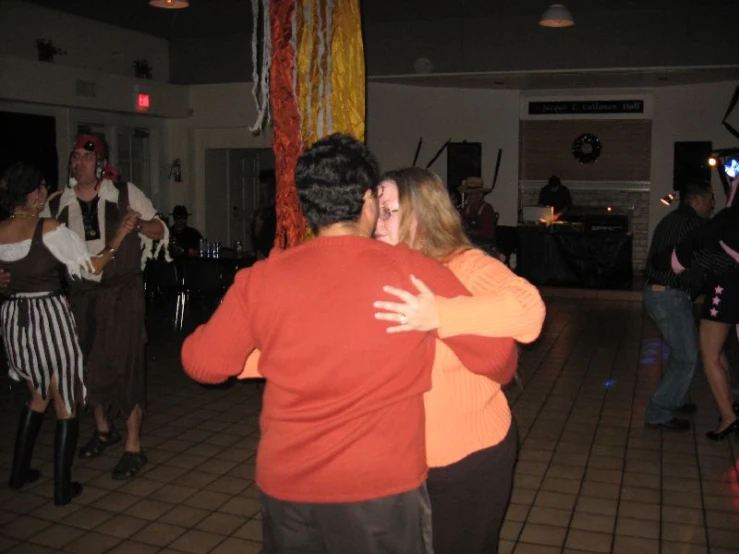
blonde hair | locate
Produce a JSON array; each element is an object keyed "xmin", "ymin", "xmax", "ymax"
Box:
[{"xmin": 382, "ymin": 167, "xmax": 471, "ymax": 262}]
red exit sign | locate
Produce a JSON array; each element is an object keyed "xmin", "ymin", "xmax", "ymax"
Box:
[{"xmin": 137, "ymin": 93, "xmax": 151, "ymax": 110}]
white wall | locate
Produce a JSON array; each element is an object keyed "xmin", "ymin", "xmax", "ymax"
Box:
[
  {"xmin": 367, "ymin": 83, "xmax": 521, "ymax": 226},
  {"xmin": 650, "ymin": 81, "xmax": 739, "ymax": 240},
  {"xmin": 0, "ymin": 1, "xmax": 169, "ymax": 82},
  {"xmin": 166, "ymin": 83, "xmax": 273, "ymax": 232}
]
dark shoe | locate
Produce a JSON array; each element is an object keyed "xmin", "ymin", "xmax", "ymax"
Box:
[
  {"xmin": 645, "ymin": 418, "xmax": 691, "ymax": 431},
  {"xmin": 54, "ymin": 418, "xmax": 83, "ymax": 506},
  {"xmin": 77, "ymin": 426, "xmax": 121, "ymax": 459},
  {"xmin": 112, "ymin": 451, "xmax": 147, "ymax": 481},
  {"xmin": 676, "ymin": 402, "xmax": 697, "ymax": 414},
  {"xmin": 706, "ymin": 419, "xmax": 739, "ymax": 442},
  {"xmin": 9, "ymin": 407, "xmax": 44, "ymax": 490}
]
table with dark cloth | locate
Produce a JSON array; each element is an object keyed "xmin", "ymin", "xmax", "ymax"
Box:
[{"xmin": 516, "ymin": 225, "xmax": 633, "ymax": 289}]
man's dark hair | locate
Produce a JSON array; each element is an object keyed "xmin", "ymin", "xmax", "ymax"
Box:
[
  {"xmin": 681, "ymin": 181, "xmax": 712, "ymax": 204},
  {"xmin": 295, "ymin": 133, "xmax": 380, "ymax": 232}
]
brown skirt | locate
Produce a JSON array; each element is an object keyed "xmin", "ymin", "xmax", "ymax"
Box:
[{"xmin": 69, "ymin": 273, "xmax": 147, "ymax": 418}]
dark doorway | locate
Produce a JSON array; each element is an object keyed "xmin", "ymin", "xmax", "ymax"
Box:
[{"xmin": 0, "ymin": 111, "xmax": 59, "ymax": 192}]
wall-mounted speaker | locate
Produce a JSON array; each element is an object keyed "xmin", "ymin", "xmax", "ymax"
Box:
[
  {"xmin": 447, "ymin": 142, "xmax": 482, "ymax": 191},
  {"xmin": 673, "ymin": 141, "xmax": 712, "ymax": 191}
]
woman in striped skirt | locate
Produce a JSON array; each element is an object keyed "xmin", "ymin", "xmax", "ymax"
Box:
[{"xmin": 0, "ymin": 162, "xmax": 137, "ymax": 506}]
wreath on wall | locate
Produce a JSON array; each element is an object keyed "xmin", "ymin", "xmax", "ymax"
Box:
[{"xmin": 572, "ymin": 133, "xmax": 602, "ymax": 164}]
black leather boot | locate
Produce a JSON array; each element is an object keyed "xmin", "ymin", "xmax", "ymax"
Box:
[
  {"xmin": 8, "ymin": 407, "xmax": 44, "ymax": 490},
  {"xmin": 53, "ymin": 418, "xmax": 83, "ymax": 506}
]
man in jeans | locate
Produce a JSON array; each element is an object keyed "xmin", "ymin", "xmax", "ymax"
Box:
[{"xmin": 643, "ymin": 182, "xmax": 715, "ymax": 430}]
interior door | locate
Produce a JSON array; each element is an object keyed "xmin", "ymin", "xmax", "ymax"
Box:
[
  {"xmin": 204, "ymin": 149, "xmax": 229, "ymax": 244},
  {"xmin": 228, "ymin": 148, "xmax": 274, "ymax": 250}
]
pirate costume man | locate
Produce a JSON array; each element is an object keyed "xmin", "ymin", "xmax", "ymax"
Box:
[{"xmin": 42, "ymin": 135, "xmax": 168, "ymax": 480}]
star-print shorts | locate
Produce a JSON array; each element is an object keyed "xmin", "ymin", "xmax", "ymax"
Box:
[{"xmin": 701, "ymin": 273, "xmax": 739, "ymax": 324}]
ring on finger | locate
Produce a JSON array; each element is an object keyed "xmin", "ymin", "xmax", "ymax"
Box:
[{"xmin": 400, "ymin": 315, "xmax": 408, "ymax": 325}]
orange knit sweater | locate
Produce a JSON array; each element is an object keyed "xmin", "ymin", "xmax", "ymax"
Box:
[{"xmin": 426, "ymin": 248, "xmax": 545, "ymax": 467}]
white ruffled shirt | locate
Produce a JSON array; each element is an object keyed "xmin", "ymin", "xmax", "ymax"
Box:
[
  {"xmin": 0, "ymin": 225, "xmax": 96, "ymax": 282},
  {"xmin": 40, "ymin": 179, "xmax": 169, "ymax": 281}
]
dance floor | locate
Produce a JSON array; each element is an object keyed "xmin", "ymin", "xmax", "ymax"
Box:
[{"xmin": 1, "ymin": 291, "xmax": 739, "ymax": 554}]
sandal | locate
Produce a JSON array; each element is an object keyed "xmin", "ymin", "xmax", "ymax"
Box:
[
  {"xmin": 77, "ymin": 428, "xmax": 122, "ymax": 459},
  {"xmin": 112, "ymin": 451, "xmax": 147, "ymax": 480}
]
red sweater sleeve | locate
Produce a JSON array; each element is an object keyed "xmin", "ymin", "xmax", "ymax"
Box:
[
  {"xmin": 181, "ymin": 267, "xmax": 259, "ymax": 384},
  {"xmin": 402, "ymin": 249, "xmax": 502, "ymax": 376}
]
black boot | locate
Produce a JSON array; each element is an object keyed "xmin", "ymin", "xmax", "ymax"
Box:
[
  {"xmin": 8, "ymin": 407, "xmax": 44, "ymax": 490},
  {"xmin": 53, "ymin": 418, "xmax": 83, "ymax": 506}
]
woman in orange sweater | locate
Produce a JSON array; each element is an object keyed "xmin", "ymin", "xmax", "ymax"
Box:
[{"xmin": 373, "ymin": 167, "xmax": 545, "ymax": 554}]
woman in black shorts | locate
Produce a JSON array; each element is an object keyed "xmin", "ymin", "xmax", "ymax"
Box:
[{"xmin": 669, "ymin": 176, "xmax": 739, "ymax": 440}]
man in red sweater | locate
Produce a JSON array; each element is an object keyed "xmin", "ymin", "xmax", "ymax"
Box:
[{"xmin": 181, "ymin": 134, "xmax": 511, "ymax": 553}]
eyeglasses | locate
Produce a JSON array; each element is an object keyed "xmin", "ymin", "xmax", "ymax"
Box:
[{"xmin": 379, "ymin": 205, "xmax": 399, "ymax": 221}]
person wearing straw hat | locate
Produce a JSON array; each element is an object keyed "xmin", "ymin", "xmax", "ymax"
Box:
[{"xmin": 458, "ymin": 176, "xmax": 496, "ymax": 244}]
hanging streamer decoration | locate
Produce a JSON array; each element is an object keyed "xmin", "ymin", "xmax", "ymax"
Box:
[{"xmin": 251, "ymin": 0, "xmax": 365, "ymax": 249}]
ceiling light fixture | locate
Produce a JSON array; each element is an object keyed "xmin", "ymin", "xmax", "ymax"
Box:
[
  {"xmin": 149, "ymin": 0, "xmax": 190, "ymax": 9},
  {"xmin": 539, "ymin": 4, "xmax": 574, "ymax": 28}
]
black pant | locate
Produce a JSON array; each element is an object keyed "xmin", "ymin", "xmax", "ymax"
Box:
[
  {"xmin": 260, "ymin": 485, "xmax": 433, "ymax": 554},
  {"xmin": 426, "ymin": 421, "xmax": 519, "ymax": 554}
]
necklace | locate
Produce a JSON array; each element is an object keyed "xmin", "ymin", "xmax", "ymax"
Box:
[{"xmin": 10, "ymin": 210, "xmax": 37, "ymax": 219}]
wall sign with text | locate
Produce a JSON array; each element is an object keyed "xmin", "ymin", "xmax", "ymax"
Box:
[{"xmin": 528, "ymin": 100, "xmax": 644, "ymax": 115}]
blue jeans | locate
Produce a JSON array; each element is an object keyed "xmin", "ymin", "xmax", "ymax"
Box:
[{"xmin": 643, "ymin": 286, "xmax": 699, "ymax": 424}]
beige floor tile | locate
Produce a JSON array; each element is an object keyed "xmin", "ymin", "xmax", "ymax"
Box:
[
  {"xmin": 503, "ymin": 503, "xmax": 530, "ymax": 523},
  {"xmin": 499, "ymin": 520, "xmax": 524, "ymax": 541},
  {"xmin": 31, "ymin": 500, "xmax": 83, "ymax": 523},
  {"xmin": 63, "ymin": 530, "xmax": 122, "ymax": 554},
  {"xmin": 662, "ymin": 521, "xmax": 707, "ymax": 545},
  {"xmin": 195, "ymin": 512, "xmax": 249, "ymax": 535},
  {"xmin": 4, "ymin": 543, "xmax": 57, "ymax": 554},
  {"xmin": 183, "ymin": 490, "xmax": 232, "ymax": 511},
  {"xmin": 661, "ymin": 505, "xmax": 703, "ymax": 524},
  {"xmin": 147, "ymin": 483, "xmax": 198, "ymax": 504},
  {"xmin": 115, "ymin": 477, "xmax": 165, "ymax": 497},
  {"xmin": 518, "ymin": 522, "xmax": 567, "ymax": 547},
  {"xmin": 168, "ymin": 529, "xmax": 226, "ymax": 553},
  {"xmin": 497, "ymin": 538, "xmax": 515, "ymax": 554},
  {"xmin": 620, "ymin": 486, "xmax": 660, "ymax": 504},
  {"xmin": 612, "ymin": 534, "xmax": 659, "ymax": 554},
  {"xmin": 2, "ymin": 494, "xmax": 48, "ymax": 515},
  {"xmin": 218, "ymin": 496, "xmax": 262, "ymax": 517},
  {"xmin": 0, "ymin": 515, "xmax": 51, "ymax": 540},
  {"xmin": 207, "ymin": 476, "xmax": 253, "ymax": 495},
  {"xmin": 545, "ymin": 464, "xmax": 585, "ymax": 480},
  {"xmin": 540, "ymin": 476, "xmax": 580, "ymax": 495},
  {"xmin": 132, "ymin": 521, "xmax": 187, "ymax": 547},
  {"xmin": 515, "ymin": 461, "xmax": 549, "ymax": 477},
  {"xmin": 616, "ymin": 516, "xmax": 659, "ymax": 540},
  {"xmin": 707, "ymin": 527, "xmax": 739, "ymax": 550},
  {"xmin": 514, "ymin": 473, "xmax": 544, "ymax": 490},
  {"xmin": 106, "ymin": 540, "xmax": 161, "ymax": 554},
  {"xmin": 624, "ymin": 459, "xmax": 660, "ymax": 475},
  {"xmin": 660, "ymin": 543, "xmax": 707, "ymax": 554},
  {"xmin": 564, "ymin": 529, "xmax": 612, "ymax": 553},
  {"xmin": 622, "ymin": 471, "xmax": 659, "ymax": 489},
  {"xmin": 209, "ymin": 537, "xmax": 262, "ymax": 554},
  {"xmin": 94, "ymin": 514, "xmax": 149, "ymax": 539},
  {"xmin": 61, "ymin": 506, "xmax": 116, "ymax": 530},
  {"xmin": 618, "ymin": 500, "xmax": 660, "ymax": 521},
  {"xmin": 575, "ymin": 496, "xmax": 618, "ymax": 517},
  {"xmin": 26, "ymin": 522, "xmax": 85, "ymax": 548},
  {"xmin": 91, "ymin": 491, "xmax": 141, "ymax": 513},
  {"xmin": 233, "ymin": 519, "xmax": 262, "ymax": 542},
  {"xmin": 128, "ymin": 498, "xmax": 176, "ymax": 520},
  {"xmin": 569, "ymin": 512, "xmax": 615, "ymax": 534},
  {"xmin": 140, "ymin": 464, "xmax": 189, "ymax": 483},
  {"xmin": 580, "ymin": 481, "xmax": 620, "ymax": 500},
  {"xmin": 527, "ymin": 506, "xmax": 572, "ymax": 527},
  {"xmin": 158, "ymin": 504, "xmax": 211, "ymax": 527},
  {"xmin": 175, "ymin": 470, "xmax": 220, "ymax": 489},
  {"xmin": 513, "ymin": 543, "xmax": 561, "ymax": 554}
]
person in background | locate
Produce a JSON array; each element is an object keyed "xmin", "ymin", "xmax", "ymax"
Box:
[
  {"xmin": 182, "ymin": 133, "xmax": 507, "ymax": 553},
  {"xmin": 43, "ymin": 134, "xmax": 167, "ymax": 480},
  {"xmin": 373, "ymin": 167, "xmax": 545, "ymax": 554},
  {"xmin": 654, "ymin": 176, "xmax": 739, "ymax": 441},
  {"xmin": 250, "ymin": 169, "xmax": 277, "ymax": 259},
  {"xmin": 0, "ymin": 162, "xmax": 135, "ymax": 505},
  {"xmin": 643, "ymin": 181, "xmax": 714, "ymax": 431},
  {"xmin": 458, "ymin": 177, "xmax": 497, "ymax": 246},
  {"xmin": 169, "ymin": 205, "xmax": 203, "ymax": 256},
  {"xmin": 538, "ymin": 175, "xmax": 573, "ymax": 221}
]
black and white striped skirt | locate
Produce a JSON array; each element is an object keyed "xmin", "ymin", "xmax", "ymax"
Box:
[{"xmin": 1, "ymin": 292, "xmax": 86, "ymax": 413}]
